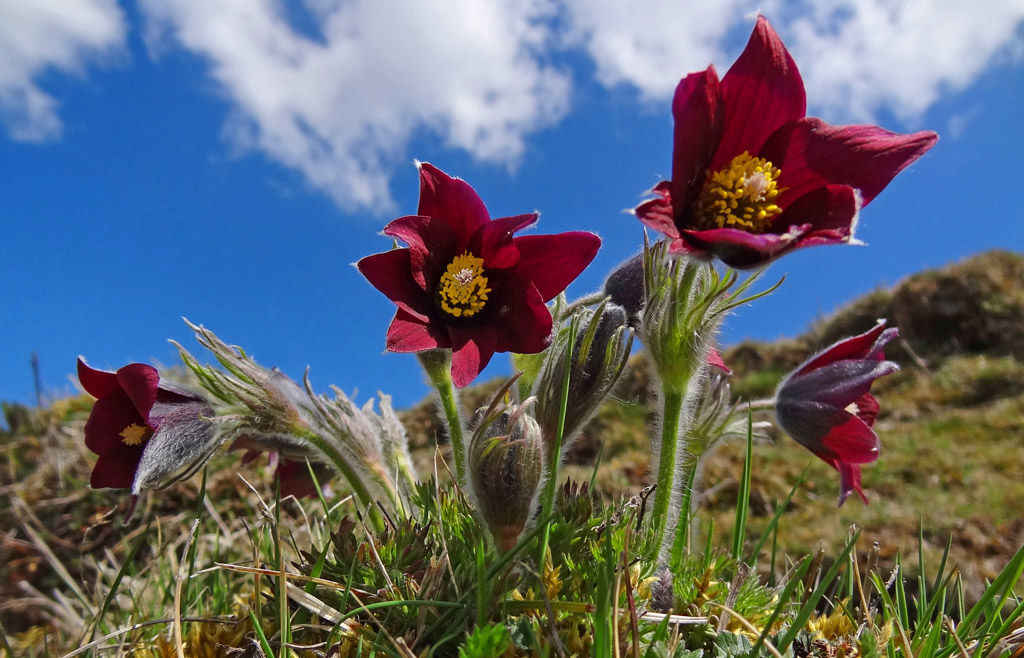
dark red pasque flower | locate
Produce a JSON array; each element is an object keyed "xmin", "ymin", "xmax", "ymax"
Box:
[
  {"xmin": 358, "ymin": 162, "xmax": 601, "ymax": 387},
  {"xmin": 78, "ymin": 358, "xmax": 213, "ymax": 490},
  {"xmin": 236, "ymin": 446, "xmax": 333, "ymax": 499},
  {"xmin": 774, "ymin": 321, "xmax": 899, "ymax": 506},
  {"xmin": 635, "ymin": 16, "xmax": 938, "ymax": 269}
]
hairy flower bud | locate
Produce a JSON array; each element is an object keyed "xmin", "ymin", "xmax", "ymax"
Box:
[
  {"xmin": 533, "ymin": 303, "xmax": 633, "ymax": 459},
  {"xmin": 603, "ymin": 253, "xmax": 645, "ymax": 324},
  {"xmin": 468, "ymin": 401, "xmax": 545, "ymax": 551}
]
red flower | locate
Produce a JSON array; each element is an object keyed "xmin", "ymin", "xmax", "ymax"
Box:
[
  {"xmin": 236, "ymin": 446, "xmax": 333, "ymax": 499},
  {"xmin": 78, "ymin": 358, "xmax": 213, "ymax": 490},
  {"xmin": 635, "ymin": 16, "xmax": 938, "ymax": 269},
  {"xmin": 774, "ymin": 321, "xmax": 899, "ymax": 506},
  {"xmin": 358, "ymin": 162, "xmax": 601, "ymax": 387}
]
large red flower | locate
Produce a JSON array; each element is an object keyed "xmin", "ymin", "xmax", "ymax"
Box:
[
  {"xmin": 78, "ymin": 358, "xmax": 213, "ymax": 490},
  {"xmin": 774, "ymin": 321, "xmax": 899, "ymax": 506},
  {"xmin": 358, "ymin": 162, "xmax": 600, "ymax": 388},
  {"xmin": 635, "ymin": 16, "xmax": 938, "ymax": 269}
]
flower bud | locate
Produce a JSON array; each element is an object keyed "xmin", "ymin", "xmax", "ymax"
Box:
[
  {"xmin": 468, "ymin": 401, "xmax": 545, "ymax": 551},
  {"xmin": 533, "ymin": 303, "xmax": 633, "ymax": 458},
  {"xmin": 603, "ymin": 253, "xmax": 645, "ymax": 324},
  {"xmin": 641, "ymin": 248, "xmax": 721, "ymax": 394}
]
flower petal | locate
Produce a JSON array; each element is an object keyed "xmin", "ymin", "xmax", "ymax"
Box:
[
  {"xmin": 90, "ymin": 452, "xmax": 143, "ymax": 489},
  {"xmin": 385, "ymin": 309, "xmax": 450, "ymax": 352},
  {"xmin": 775, "ymin": 184, "xmax": 860, "ymax": 235},
  {"xmin": 84, "ymin": 391, "xmax": 148, "ymax": 456},
  {"xmin": 491, "ymin": 277, "xmax": 552, "ymax": 354},
  {"xmin": 449, "ymin": 324, "xmax": 498, "ymax": 388},
  {"xmin": 671, "ymin": 67, "xmax": 724, "ymax": 216},
  {"xmin": 797, "ymin": 320, "xmax": 895, "ymax": 375},
  {"xmin": 820, "ymin": 411, "xmax": 881, "ymax": 465},
  {"xmin": 635, "ymin": 182, "xmax": 684, "ymax": 240},
  {"xmin": 763, "ymin": 118, "xmax": 938, "ymax": 206},
  {"xmin": 836, "ymin": 461, "xmax": 868, "ymax": 506},
  {"xmin": 681, "ymin": 224, "xmax": 806, "ymax": 269},
  {"xmin": 383, "ymin": 215, "xmax": 457, "ymax": 291},
  {"xmin": 707, "ymin": 347, "xmax": 731, "ymax": 373},
  {"xmin": 783, "ymin": 359, "xmax": 900, "ymax": 410},
  {"xmin": 469, "ymin": 213, "xmax": 537, "ymax": 270},
  {"xmin": 416, "ymin": 162, "xmax": 490, "ymax": 247},
  {"xmin": 775, "ymin": 399, "xmax": 879, "ymax": 464},
  {"xmin": 77, "ymin": 358, "xmax": 120, "ymax": 399},
  {"xmin": 713, "ymin": 16, "xmax": 806, "ymax": 171},
  {"xmin": 853, "ymin": 393, "xmax": 880, "ymax": 427},
  {"xmin": 512, "ymin": 232, "xmax": 601, "ymax": 302},
  {"xmin": 116, "ymin": 363, "xmax": 160, "ymax": 420},
  {"xmin": 357, "ymin": 249, "xmax": 433, "ymax": 321}
]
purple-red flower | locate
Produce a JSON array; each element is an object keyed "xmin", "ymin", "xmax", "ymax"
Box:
[
  {"xmin": 635, "ymin": 17, "xmax": 938, "ymax": 269},
  {"xmin": 78, "ymin": 358, "xmax": 213, "ymax": 491},
  {"xmin": 358, "ymin": 162, "xmax": 601, "ymax": 387},
  {"xmin": 774, "ymin": 321, "xmax": 899, "ymax": 506},
  {"xmin": 236, "ymin": 446, "xmax": 333, "ymax": 499}
]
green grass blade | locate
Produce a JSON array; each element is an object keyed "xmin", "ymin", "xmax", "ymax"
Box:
[
  {"xmin": 776, "ymin": 531, "xmax": 860, "ymax": 654},
  {"xmin": 731, "ymin": 412, "xmax": 754, "ymax": 562},
  {"xmin": 747, "ymin": 464, "xmax": 808, "ymax": 565},
  {"xmin": 249, "ymin": 610, "xmax": 277, "ymax": 658}
]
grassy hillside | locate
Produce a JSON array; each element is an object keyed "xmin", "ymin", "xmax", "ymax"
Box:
[
  {"xmin": 1, "ymin": 249, "xmax": 1022, "ymax": 653},
  {"xmin": 396, "ymin": 249, "xmax": 1024, "ymax": 598}
]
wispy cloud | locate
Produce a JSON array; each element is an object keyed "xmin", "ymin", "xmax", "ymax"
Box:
[
  {"xmin": 139, "ymin": 0, "xmax": 571, "ymax": 211},
  {"xmin": 775, "ymin": 0, "xmax": 1024, "ymax": 123},
  {"xmin": 3, "ymin": 0, "xmax": 1022, "ymax": 211},
  {"xmin": 560, "ymin": 0, "xmax": 762, "ymax": 100},
  {"xmin": 570, "ymin": 0, "xmax": 1024, "ymax": 124},
  {"xmin": 0, "ymin": 0, "xmax": 125, "ymax": 141}
]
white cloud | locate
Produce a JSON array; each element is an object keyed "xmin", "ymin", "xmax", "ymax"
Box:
[
  {"xmin": 565, "ymin": 0, "xmax": 1024, "ymax": 125},
  {"xmin": 0, "ymin": 0, "xmax": 125, "ymax": 141},
  {"xmin": 560, "ymin": 0, "xmax": 763, "ymax": 101},
  {"xmin": 139, "ymin": 0, "xmax": 571, "ymax": 211},
  {"xmin": 6, "ymin": 0, "xmax": 1020, "ymax": 212},
  {"xmin": 776, "ymin": 0, "xmax": 1024, "ymax": 123}
]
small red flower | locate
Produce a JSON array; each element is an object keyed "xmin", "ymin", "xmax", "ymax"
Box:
[
  {"xmin": 635, "ymin": 16, "xmax": 938, "ymax": 269},
  {"xmin": 358, "ymin": 162, "xmax": 601, "ymax": 387},
  {"xmin": 774, "ymin": 321, "xmax": 899, "ymax": 506},
  {"xmin": 78, "ymin": 358, "xmax": 212, "ymax": 490},
  {"xmin": 237, "ymin": 446, "xmax": 333, "ymax": 499}
]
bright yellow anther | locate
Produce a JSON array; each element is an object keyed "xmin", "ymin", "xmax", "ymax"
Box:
[
  {"xmin": 695, "ymin": 152, "xmax": 785, "ymax": 233},
  {"xmin": 437, "ymin": 251, "xmax": 490, "ymax": 318},
  {"xmin": 120, "ymin": 423, "xmax": 150, "ymax": 447}
]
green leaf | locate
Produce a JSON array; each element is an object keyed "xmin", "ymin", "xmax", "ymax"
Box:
[{"xmin": 459, "ymin": 622, "xmax": 511, "ymax": 658}]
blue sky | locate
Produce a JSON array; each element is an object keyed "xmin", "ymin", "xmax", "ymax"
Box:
[{"xmin": 2, "ymin": 0, "xmax": 1023, "ymax": 411}]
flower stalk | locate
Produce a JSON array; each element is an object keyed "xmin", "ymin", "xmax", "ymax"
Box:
[{"xmin": 418, "ymin": 348, "xmax": 468, "ymax": 486}]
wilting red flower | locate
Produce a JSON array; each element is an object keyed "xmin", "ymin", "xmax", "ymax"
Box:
[
  {"xmin": 358, "ymin": 162, "xmax": 601, "ymax": 387},
  {"xmin": 236, "ymin": 446, "xmax": 333, "ymax": 499},
  {"xmin": 635, "ymin": 16, "xmax": 938, "ymax": 268},
  {"xmin": 774, "ymin": 320, "xmax": 899, "ymax": 506},
  {"xmin": 78, "ymin": 358, "xmax": 213, "ymax": 491}
]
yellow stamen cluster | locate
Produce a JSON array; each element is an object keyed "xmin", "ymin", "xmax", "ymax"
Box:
[
  {"xmin": 437, "ymin": 251, "xmax": 490, "ymax": 318},
  {"xmin": 120, "ymin": 423, "xmax": 150, "ymax": 447},
  {"xmin": 695, "ymin": 152, "xmax": 785, "ymax": 233}
]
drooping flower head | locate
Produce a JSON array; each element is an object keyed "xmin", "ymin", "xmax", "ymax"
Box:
[
  {"xmin": 774, "ymin": 320, "xmax": 900, "ymax": 506},
  {"xmin": 77, "ymin": 358, "xmax": 216, "ymax": 493},
  {"xmin": 635, "ymin": 16, "xmax": 938, "ymax": 268},
  {"xmin": 358, "ymin": 162, "xmax": 601, "ymax": 387}
]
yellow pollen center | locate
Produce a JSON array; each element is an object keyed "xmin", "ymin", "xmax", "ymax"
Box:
[
  {"xmin": 120, "ymin": 423, "xmax": 150, "ymax": 447},
  {"xmin": 695, "ymin": 152, "xmax": 785, "ymax": 233},
  {"xmin": 437, "ymin": 251, "xmax": 490, "ymax": 318}
]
